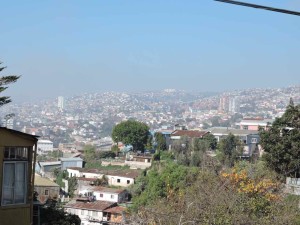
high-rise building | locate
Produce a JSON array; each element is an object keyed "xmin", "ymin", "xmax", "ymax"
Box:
[
  {"xmin": 58, "ymin": 96, "xmax": 64, "ymax": 110},
  {"xmin": 229, "ymin": 97, "xmax": 240, "ymax": 114}
]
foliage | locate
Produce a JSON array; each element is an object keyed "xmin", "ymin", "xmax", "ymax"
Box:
[
  {"xmin": 67, "ymin": 176, "xmax": 77, "ymax": 198},
  {"xmin": 128, "ymin": 162, "xmax": 300, "ymax": 225},
  {"xmin": 40, "ymin": 205, "xmax": 81, "ymax": 225},
  {"xmin": 53, "ymin": 168, "xmax": 67, "ymax": 188},
  {"xmin": 0, "ymin": 62, "xmax": 20, "ymax": 107},
  {"xmin": 96, "ymin": 151, "xmax": 116, "ymax": 159},
  {"xmin": 130, "ymin": 162, "xmax": 198, "ymax": 211},
  {"xmin": 260, "ymin": 102, "xmax": 300, "ymax": 177},
  {"xmin": 202, "ymin": 133, "xmax": 218, "ymax": 150},
  {"xmin": 94, "ymin": 175, "xmax": 108, "ymax": 186},
  {"xmin": 111, "ymin": 120, "xmax": 150, "ymax": 151},
  {"xmin": 111, "ymin": 145, "xmax": 119, "ymax": 154},
  {"xmin": 217, "ymin": 133, "xmax": 243, "ymax": 167},
  {"xmin": 154, "ymin": 132, "xmax": 167, "ymax": 151},
  {"xmin": 83, "ymin": 144, "xmax": 96, "ymax": 162}
]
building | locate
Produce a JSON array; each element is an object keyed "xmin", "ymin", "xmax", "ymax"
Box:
[
  {"xmin": 1, "ymin": 118, "xmax": 14, "ymax": 129},
  {"xmin": 37, "ymin": 139, "xmax": 53, "ymax": 155},
  {"xmin": 0, "ymin": 127, "xmax": 38, "ymax": 225},
  {"xmin": 103, "ymin": 206, "xmax": 127, "ymax": 224},
  {"xmin": 67, "ymin": 167, "xmax": 140, "ymax": 187},
  {"xmin": 207, "ymin": 127, "xmax": 260, "ymax": 157},
  {"xmin": 34, "ymin": 174, "xmax": 60, "ymax": 204},
  {"xmin": 57, "ymin": 96, "xmax": 64, "ymax": 110},
  {"xmin": 36, "ymin": 161, "xmax": 61, "ymax": 179},
  {"xmin": 78, "ymin": 186, "xmax": 128, "ymax": 203},
  {"xmin": 64, "ymin": 199, "xmax": 116, "ymax": 225},
  {"xmin": 237, "ymin": 118, "xmax": 274, "ymax": 131},
  {"xmin": 60, "ymin": 157, "xmax": 83, "ymax": 170}
]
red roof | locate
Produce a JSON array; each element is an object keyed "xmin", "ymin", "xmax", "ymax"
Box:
[
  {"xmin": 171, "ymin": 130, "xmax": 208, "ymax": 138},
  {"xmin": 91, "ymin": 186, "xmax": 126, "ymax": 194},
  {"xmin": 64, "ymin": 200, "xmax": 115, "ymax": 211},
  {"xmin": 104, "ymin": 206, "xmax": 127, "ymax": 214}
]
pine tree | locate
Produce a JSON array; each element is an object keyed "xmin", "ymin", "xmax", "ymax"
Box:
[{"xmin": 0, "ymin": 62, "xmax": 20, "ymax": 107}]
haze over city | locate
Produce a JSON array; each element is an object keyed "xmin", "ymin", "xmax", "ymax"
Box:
[{"xmin": 1, "ymin": 0, "xmax": 300, "ymax": 102}]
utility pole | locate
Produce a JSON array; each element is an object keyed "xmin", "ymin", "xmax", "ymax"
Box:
[{"xmin": 215, "ymin": 0, "xmax": 300, "ymax": 16}]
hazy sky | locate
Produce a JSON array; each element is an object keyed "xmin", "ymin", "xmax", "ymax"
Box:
[{"xmin": 1, "ymin": 0, "xmax": 300, "ymax": 102}]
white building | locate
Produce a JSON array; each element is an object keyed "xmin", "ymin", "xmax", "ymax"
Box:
[
  {"xmin": 78, "ymin": 186, "xmax": 128, "ymax": 203},
  {"xmin": 37, "ymin": 139, "xmax": 54, "ymax": 155},
  {"xmin": 64, "ymin": 200, "xmax": 116, "ymax": 225},
  {"xmin": 58, "ymin": 96, "xmax": 64, "ymax": 110},
  {"xmin": 67, "ymin": 168, "xmax": 140, "ymax": 187}
]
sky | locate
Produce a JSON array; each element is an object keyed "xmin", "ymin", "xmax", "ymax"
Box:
[{"xmin": 1, "ymin": 0, "xmax": 300, "ymax": 102}]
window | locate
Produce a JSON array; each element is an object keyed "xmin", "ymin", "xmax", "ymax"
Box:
[
  {"xmin": 127, "ymin": 180, "xmax": 130, "ymax": 184},
  {"xmin": 81, "ymin": 210, "xmax": 84, "ymax": 215},
  {"xmin": 113, "ymin": 213, "xmax": 118, "ymax": 218},
  {"xmin": 117, "ymin": 179, "xmax": 120, "ymax": 183},
  {"xmin": 4, "ymin": 147, "xmax": 29, "ymax": 160},
  {"xmin": 92, "ymin": 211, "xmax": 98, "ymax": 217},
  {"xmin": 45, "ymin": 190, "xmax": 49, "ymax": 195},
  {"xmin": 100, "ymin": 193, "xmax": 103, "ymax": 198},
  {"xmin": 2, "ymin": 162, "xmax": 27, "ymax": 205},
  {"xmin": 251, "ymin": 138, "xmax": 258, "ymax": 143},
  {"xmin": 111, "ymin": 195, "xmax": 114, "ymax": 199}
]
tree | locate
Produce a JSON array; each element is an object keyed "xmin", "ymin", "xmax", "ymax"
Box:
[
  {"xmin": 40, "ymin": 204, "xmax": 81, "ymax": 225},
  {"xmin": 217, "ymin": 133, "xmax": 243, "ymax": 167},
  {"xmin": 0, "ymin": 62, "xmax": 20, "ymax": 107},
  {"xmin": 260, "ymin": 102, "xmax": 300, "ymax": 177},
  {"xmin": 202, "ymin": 133, "xmax": 218, "ymax": 150},
  {"xmin": 83, "ymin": 144, "xmax": 96, "ymax": 162},
  {"xmin": 154, "ymin": 132, "xmax": 167, "ymax": 151},
  {"xmin": 111, "ymin": 120, "xmax": 150, "ymax": 151}
]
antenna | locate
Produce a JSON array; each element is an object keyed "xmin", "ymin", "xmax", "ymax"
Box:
[{"xmin": 215, "ymin": 0, "xmax": 300, "ymax": 16}]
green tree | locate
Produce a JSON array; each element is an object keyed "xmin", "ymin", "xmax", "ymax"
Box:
[
  {"xmin": 83, "ymin": 144, "xmax": 96, "ymax": 162},
  {"xmin": 154, "ymin": 132, "xmax": 167, "ymax": 151},
  {"xmin": 111, "ymin": 120, "xmax": 150, "ymax": 151},
  {"xmin": 217, "ymin": 133, "xmax": 243, "ymax": 167},
  {"xmin": 0, "ymin": 62, "xmax": 20, "ymax": 107},
  {"xmin": 40, "ymin": 204, "xmax": 81, "ymax": 225},
  {"xmin": 203, "ymin": 133, "xmax": 218, "ymax": 150},
  {"xmin": 260, "ymin": 102, "xmax": 300, "ymax": 177}
]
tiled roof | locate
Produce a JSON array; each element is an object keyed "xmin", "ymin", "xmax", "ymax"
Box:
[
  {"xmin": 171, "ymin": 130, "xmax": 208, "ymax": 138},
  {"xmin": 64, "ymin": 200, "xmax": 115, "ymax": 211}
]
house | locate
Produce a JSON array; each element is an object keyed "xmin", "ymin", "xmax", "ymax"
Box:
[
  {"xmin": 78, "ymin": 186, "xmax": 128, "ymax": 203},
  {"xmin": 237, "ymin": 118, "xmax": 274, "ymax": 131},
  {"xmin": 103, "ymin": 206, "xmax": 127, "ymax": 224},
  {"xmin": 36, "ymin": 139, "xmax": 53, "ymax": 155},
  {"xmin": 207, "ymin": 127, "xmax": 260, "ymax": 157},
  {"xmin": 60, "ymin": 157, "xmax": 83, "ymax": 170},
  {"xmin": 0, "ymin": 127, "xmax": 38, "ymax": 225},
  {"xmin": 64, "ymin": 199, "xmax": 116, "ymax": 225},
  {"xmin": 36, "ymin": 161, "xmax": 61, "ymax": 179},
  {"xmin": 34, "ymin": 174, "xmax": 60, "ymax": 204},
  {"xmin": 67, "ymin": 167, "xmax": 140, "ymax": 187}
]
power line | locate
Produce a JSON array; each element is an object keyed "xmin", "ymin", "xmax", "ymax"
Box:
[{"xmin": 215, "ymin": 0, "xmax": 300, "ymax": 16}]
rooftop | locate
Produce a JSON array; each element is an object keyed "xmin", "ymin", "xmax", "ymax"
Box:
[
  {"xmin": 35, "ymin": 175, "xmax": 59, "ymax": 187},
  {"xmin": 60, "ymin": 157, "xmax": 83, "ymax": 162},
  {"xmin": 171, "ymin": 130, "xmax": 208, "ymax": 138},
  {"xmin": 67, "ymin": 167, "xmax": 141, "ymax": 179},
  {"xmin": 64, "ymin": 200, "xmax": 115, "ymax": 211},
  {"xmin": 208, "ymin": 127, "xmax": 259, "ymax": 136}
]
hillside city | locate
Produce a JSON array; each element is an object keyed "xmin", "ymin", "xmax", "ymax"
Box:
[{"xmin": 1, "ymin": 85, "xmax": 299, "ymax": 149}]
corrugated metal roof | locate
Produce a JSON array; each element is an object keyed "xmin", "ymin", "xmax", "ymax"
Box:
[
  {"xmin": 35, "ymin": 175, "xmax": 59, "ymax": 187},
  {"xmin": 64, "ymin": 200, "xmax": 115, "ymax": 211}
]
